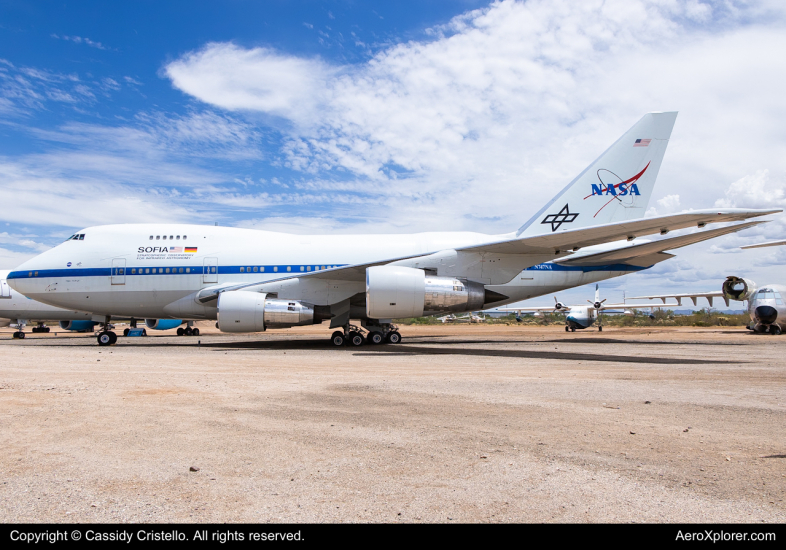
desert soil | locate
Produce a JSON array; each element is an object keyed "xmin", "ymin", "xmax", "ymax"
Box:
[{"xmin": 0, "ymin": 323, "xmax": 784, "ymax": 523}]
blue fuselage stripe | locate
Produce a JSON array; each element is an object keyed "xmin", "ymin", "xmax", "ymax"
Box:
[{"xmin": 7, "ymin": 262, "xmax": 646, "ymax": 280}]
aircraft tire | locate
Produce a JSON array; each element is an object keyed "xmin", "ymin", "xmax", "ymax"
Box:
[
  {"xmin": 565, "ymin": 326, "xmax": 569, "ymax": 332},
  {"xmin": 386, "ymin": 331, "xmax": 401, "ymax": 344},
  {"xmin": 770, "ymin": 325, "xmax": 782, "ymax": 335},
  {"xmin": 348, "ymin": 331, "xmax": 364, "ymax": 346},
  {"xmin": 18, "ymin": 332, "xmax": 24, "ymax": 339},
  {"xmin": 331, "ymin": 331, "xmax": 345, "ymax": 347},
  {"xmin": 185, "ymin": 327, "xmax": 193, "ymax": 336},
  {"xmin": 123, "ymin": 328, "xmax": 130, "ymax": 336},
  {"xmin": 177, "ymin": 327, "xmax": 185, "ymax": 336},
  {"xmin": 141, "ymin": 329, "xmax": 147, "ymax": 336},
  {"xmin": 108, "ymin": 331, "xmax": 118, "ymax": 345},
  {"xmin": 12, "ymin": 332, "xmax": 17, "ymax": 339},
  {"xmin": 98, "ymin": 332, "xmax": 113, "ymax": 346},
  {"xmin": 571, "ymin": 327, "xmax": 576, "ymax": 332},
  {"xmin": 599, "ymin": 326, "xmax": 603, "ymax": 332},
  {"xmin": 367, "ymin": 332, "xmax": 384, "ymax": 344},
  {"xmin": 192, "ymin": 328, "xmax": 200, "ymax": 336}
]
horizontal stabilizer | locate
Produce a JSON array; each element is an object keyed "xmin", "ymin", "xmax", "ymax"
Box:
[
  {"xmin": 558, "ymin": 220, "xmax": 765, "ymax": 267},
  {"xmin": 741, "ymin": 239, "xmax": 786, "ymax": 249}
]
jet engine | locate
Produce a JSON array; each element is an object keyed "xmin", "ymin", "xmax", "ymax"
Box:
[
  {"xmin": 145, "ymin": 319, "xmax": 184, "ymax": 331},
  {"xmin": 59, "ymin": 320, "xmax": 97, "ymax": 331},
  {"xmin": 365, "ymin": 266, "xmax": 501, "ymax": 319},
  {"xmin": 217, "ymin": 291, "xmax": 331, "ymax": 332},
  {"xmin": 722, "ymin": 276, "xmax": 756, "ymax": 302}
]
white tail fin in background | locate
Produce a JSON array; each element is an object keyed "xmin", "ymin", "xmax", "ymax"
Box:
[
  {"xmin": 517, "ymin": 112, "xmax": 678, "ymax": 237},
  {"xmin": 595, "ymin": 284, "xmax": 600, "ymax": 304}
]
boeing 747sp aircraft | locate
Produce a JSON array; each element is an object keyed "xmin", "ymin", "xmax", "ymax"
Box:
[{"xmin": 7, "ymin": 112, "xmax": 779, "ymax": 345}]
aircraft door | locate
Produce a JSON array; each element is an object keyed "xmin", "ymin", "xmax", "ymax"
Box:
[
  {"xmin": 203, "ymin": 257, "xmax": 218, "ymax": 283},
  {"xmin": 0, "ymin": 279, "xmax": 10, "ymax": 298},
  {"xmin": 111, "ymin": 258, "xmax": 126, "ymax": 285}
]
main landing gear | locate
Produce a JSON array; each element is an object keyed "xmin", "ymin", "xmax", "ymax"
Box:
[
  {"xmin": 176, "ymin": 326, "xmax": 200, "ymax": 336},
  {"xmin": 12, "ymin": 331, "xmax": 25, "ymax": 339},
  {"xmin": 31, "ymin": 323, "xmax": 50, "ymax": 333},
  {"xmin": 330, "ymin": 324, "xmax": 401, "ymax": 347}
]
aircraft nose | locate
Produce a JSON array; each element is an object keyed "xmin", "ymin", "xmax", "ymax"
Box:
[{"xmin": 755, "ymin": 305, "xmax": 778, "ymax": 324}]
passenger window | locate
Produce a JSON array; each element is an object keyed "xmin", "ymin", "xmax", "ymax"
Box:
[
  {"xmin": 185, "ymin": 268, "xmax": 190, "ymax": 273},
  {"xmin": 273, "ymin": 267, "xmax": 278, "ymax": 272},
  {"xmin": 176, "ymin": 236, "xmax": 180, "ymax": 240},
  {"xmin": 149, "ymin": 236, "xmax": 153, "ymax": 240},
  {"xmin": 240, "ymin": 267, "xmax": 245, "ymax": 273},
  {"xmin": 165, "ymin": 268, "xmax": 170, "ymax": 274},
  {"xmin": 307, "ymin": 266, "xmax": 311, "ymax": 271},
  {"xmin": 247, "ymin": 267, "xmax": 251, "ymax": 273},
  {"xmin": 179, "ymin": 268, "xmax": 183, "ymax": 273},
  {"xmin": 183, "ymin": 235, "xmax": 187, "ymax": 240},
  {"xmin": 287, "ymin": 266, "xmax": 291, "ymax": 272},
  {"xmin": 260, "ymin": 267, "xmax": 264, "ymax": 272},
  {"xmin": 145, "ymin": 268, "xmax": 150, "ymax": 274},
  {"xmin": 131, "ymin": 268, "xmax": 136, "ymax": 274},
  {"xmin": 300, "ymin": 266, "xmax": 304, "ymax": 271},
  {"xmin": 170, "ymin": 236, "xmax": 173, "ymax": 240},
  {"xmin": 156, "ymin": 236, "xmax": 160, "ymax": 240}
]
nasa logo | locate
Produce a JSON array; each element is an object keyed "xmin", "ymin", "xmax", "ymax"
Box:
[
  {"xmin": 67, "ymin": 262, "xmax": 72, "ymax": 267},
  {"xmin": 590, "ymin": 183, "xmax": 641, "ymax": 196}
]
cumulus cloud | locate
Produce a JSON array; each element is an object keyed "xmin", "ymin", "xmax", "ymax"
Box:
[{"xmin": 163, "ymin": 0, "xmax": 786, "ymax": 236}]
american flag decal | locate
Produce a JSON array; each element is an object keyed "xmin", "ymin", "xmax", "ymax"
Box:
[{"xmin": 634, "ymin": 138, "xmax": 651, "ymax": 147}]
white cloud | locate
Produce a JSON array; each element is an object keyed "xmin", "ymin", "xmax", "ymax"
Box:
[
  {"xmin": 163, "ymin": 0, "xmax": 786, "ymax": 236},
  {"xmin": 164, "ymin": 43, "xmax": 334, "ymax": 125}
]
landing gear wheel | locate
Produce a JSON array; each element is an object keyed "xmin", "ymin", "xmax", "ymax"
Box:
[
  {"xmin": 348, "ymin": 331, "xmax": 364, "ymax": 346},
  {"xmin": 386, "ymin": 331, "xmax": 402, "ymax": 344},
  {"xmin": 97, "ymin": 332, "xmax": 113, "ymax": 346},
  {"xmin": 192, "ymin": 328, "xmax": 199, "ymax": 336},
  {"xmin": 570, "ymin": 327, "xmax": 576, "ymax": 332},
  {"xmin": 13, "ymin": 332, "xmax": 24, "ymax": 339},
  {"xmin": 44, "ymin": 327, "xmax": 50, "ymax": 333},
  {"xmin": 123, "ymin": 328, "xmax": 130, "ymax": 336},
  {"xmin": 770, "ymin": 325, "xmax": 782, "ymax": 335},
  {"xmin": 177, "ymin": 327, "xmax": 185, "ymax": 336},
  {"xmin": 141, "ymin": 329, "xmax": 147, "ymax": 337},
  {"xmin": 185, "ymin": 327, "xmax": 193, "ymax": 336},
  {"xmin": 331, "ymin": 331, "xmax": 345, "ymax": 347},
  {"xmin": 565, "ymin": 326, "xmax": 569, "ymax": 332},
  {"xmin": 598, "ymin": 326, "xmax": 603, "ymax": 332},
  {"xmin": 367, "ymin": 332, "xmax": 384, "ymax": 345},
  {"xmin": 12, "ymin": 332, "xmax": 17, "ymax": 339}
]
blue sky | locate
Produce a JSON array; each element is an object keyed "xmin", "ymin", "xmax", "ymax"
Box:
[{"xmin": 3, "ymin": 0, "xmax": 786, "ymax": 306}]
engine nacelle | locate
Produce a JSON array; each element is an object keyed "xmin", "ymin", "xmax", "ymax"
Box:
[
  {"xmin": 554, "ymin": 302, "xmax": 566, "ymax": 311},
  {"xmin": 59, "ymin": 320, "xmax": 97, "ymax": 331},
  {"xmin": 217, "ymin": 292, "xmax": 330, "ymax": 332},
  {"xmin": 365, "ymin": 266, "xmax": 486, "ymax": 319},
  {"xmin": 145, "ymin": 319, "xmax": 184, "ymax": 331},
  {"xmin": 722, "ymin": 276, "xmax": 756, "ymax": 302}
]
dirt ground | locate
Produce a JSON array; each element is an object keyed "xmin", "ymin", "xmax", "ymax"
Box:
[{"xmin": 0, "ymin": 323, "xmax": 784, "ymax": 523}]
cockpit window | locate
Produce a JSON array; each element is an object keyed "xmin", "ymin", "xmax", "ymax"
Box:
[
  {"xmin": 66, "ymin": 234, "xmax": 85, "ymax": 241},
  {"xmin": 756, "ymin": 289, "xmax": 776, "ymax": 300}
]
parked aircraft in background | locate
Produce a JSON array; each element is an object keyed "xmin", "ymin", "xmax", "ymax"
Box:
[
  {"xmin": 438, "ymin": 312, "xmax": 486, "ymax": 323},
  {"xmin": 493, "ymin": 284, "xmax": 669, "ymax": 332},
  {"xmin": 7, "ymin": 112, "xmax": 780, "ymax": 346},
  {"xmin": 631, "ymin": 275, "xmax": 786, "ymax": 335}
]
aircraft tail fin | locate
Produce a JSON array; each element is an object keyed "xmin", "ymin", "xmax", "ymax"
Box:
[{"xmin": 517, "ymin": 112, "xmax": 678, "ymax": 237}]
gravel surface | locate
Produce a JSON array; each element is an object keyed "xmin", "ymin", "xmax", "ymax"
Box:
[{"xmin": 0, "ymin": 324, "xmax": 784, "ymax": 523}]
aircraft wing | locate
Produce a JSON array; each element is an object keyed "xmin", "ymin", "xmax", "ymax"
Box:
[
  {"xmin": 200, "ymin": 208, "xmax": 778, "ymax": 303},
  {"xmin": 556, "ymin": 221, "xmax": 765, "ymax": 267},
  {"xmin": 741, "ymin": 239, "xmax": 786, "ymax": 249},
  {"xmin": 600, "ymin": 303, "xmax": 676, "ymax": 310},
  {"xmin": 625, "ymin": 291, "xmax": 726, "ymax": 307},
  {"xmin": 454, "ymin": 209, "xmax": 779, "ymax": 255}
]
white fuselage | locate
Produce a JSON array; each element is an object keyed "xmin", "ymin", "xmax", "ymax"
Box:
[
  {"xmin": 0, "ymin": 270, "xmax": 92, "ymax": 325},
  {"xmin": 8, "ymin": 224, "xmax": 647, "ymax": 322}
]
